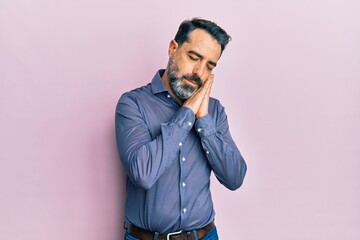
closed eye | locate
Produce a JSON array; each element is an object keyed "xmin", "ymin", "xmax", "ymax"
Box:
[{"xmin": 188, "ymin": 54, "xmax": 199, "ymax": 61}]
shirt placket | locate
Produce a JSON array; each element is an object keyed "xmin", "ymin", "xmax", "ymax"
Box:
[
  {"xmin": 178, "ymin": 120, "xmax": 193, "ymax": 227},
  {"xmin": 179, "ymin": 146, "xmax": 187, "ymax": 225}
]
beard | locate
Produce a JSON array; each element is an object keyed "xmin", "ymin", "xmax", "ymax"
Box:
[{"xmin": 167, "ymin": 57, "xmax": 203, "ymax": 100}]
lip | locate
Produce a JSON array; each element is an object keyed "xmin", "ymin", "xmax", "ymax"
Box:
[{"xmin": 183, "ymin": 78, "xmax": 198, "ymax": 87}]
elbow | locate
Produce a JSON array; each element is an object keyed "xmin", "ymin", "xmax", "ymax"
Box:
[
  {"xmin": 122, "ymin": 146, "xmax": 157, "ymax": 190},
  {"xmin": 228, "ymin": 185, "xmax": 240, "ymax": 191},
  {"xmin": 127, "ymin": 155, "xmax": 157, "ymax": 190},
  {"xmin": 133, "ymin": 177, "xmax": 155, "ymax": 190},
  {"xmin": 228, "ymin": 160, "xmax": 247, "ymax": 191},
  {"xmin": 129, "ymin": 164, "xmax": 157, "ymax": 190},
  {"xmin": 227, "ymin": 177, "xmax": 244, "ymax": 191}
]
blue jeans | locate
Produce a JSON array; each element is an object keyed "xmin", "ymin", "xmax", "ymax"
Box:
[{"xmin": 124, "ymin": 226, "xmax": 218, "ymax": 240}]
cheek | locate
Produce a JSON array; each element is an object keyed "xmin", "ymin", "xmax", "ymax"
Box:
[
  {"xmin": 175, "ymin": 56, "xmax": 194, "ymax": 74},
  {"xmin": 202, "ymin": 71, "xmax": 212, "ymax": 81}
]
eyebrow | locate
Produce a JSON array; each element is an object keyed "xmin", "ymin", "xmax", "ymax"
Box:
[{"xmin": 188, "ymin": 50, "xmax": 217, "ymax": 67}]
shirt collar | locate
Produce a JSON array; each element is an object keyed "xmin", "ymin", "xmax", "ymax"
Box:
[{"xmin": 151, "ymin": 69, "xmax": 168, "ymax": 94}]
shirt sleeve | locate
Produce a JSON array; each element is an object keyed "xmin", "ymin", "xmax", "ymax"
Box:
[
  {"xmin": 115, "ymin": 92, "xmax": 195, "ymax": 190},
  {"xmin": 194, "ymin": 100, "xmax": 247, "ymax": 190}
]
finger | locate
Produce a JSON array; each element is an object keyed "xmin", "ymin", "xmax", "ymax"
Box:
[
  {"xmin": 193, "ymin": 81, "xmax": 210, "ymax": 99},
  {"xmin": 208, "ymin": 74, "xmax": 214, "ymax": 86},
  {"xmin": 195, "ymin": 78, "xmax": 213, "ymax": 118},
  {"xmin": 204, "ymin": 75, "xmax": 214, "ymax": 97}
]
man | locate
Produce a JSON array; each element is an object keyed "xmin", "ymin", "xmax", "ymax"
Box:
[{"xmin": 115, "ymin": 18, "xmax": 247, "ymax": 240}]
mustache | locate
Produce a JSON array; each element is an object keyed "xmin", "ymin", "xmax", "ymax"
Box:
[{"xmin": 181, "ymin": 74, "xmax": 203, "ymax": 88}]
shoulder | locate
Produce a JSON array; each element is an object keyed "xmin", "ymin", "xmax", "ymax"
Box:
[
  {"xmin": 209, "ymin": 97, "xmax": 224, "ymax": 111},
  {"xmin": 115, "ymin": 84, "xmax": 153, "ymax": 115},
  {"xmin": 118, "ymin": 83, "xmax": 151, "ymax": 104},
  {"xmin": 208, "ymin": 97, "xmax": 227, "ymax": 122}
]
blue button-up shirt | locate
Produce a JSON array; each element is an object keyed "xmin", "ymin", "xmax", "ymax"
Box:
[{"xmin": 115, "ymin": 70, "xmax": 247, "ymax": 233}]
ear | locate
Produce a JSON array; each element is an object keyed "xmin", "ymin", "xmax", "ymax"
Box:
[{"xmin": 168, "ymin": 40, "xmax": 178, "ymax": 57}]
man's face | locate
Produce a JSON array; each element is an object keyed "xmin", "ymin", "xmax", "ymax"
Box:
[
  {"xmin": 167, "ymin": 29, "xmax": 222, "ymax": 100},
  {"xmin": 167, "ymin": 56, "xmax": 203, "ymax": 99}
]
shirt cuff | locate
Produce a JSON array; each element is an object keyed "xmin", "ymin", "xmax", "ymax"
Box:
[
  {"xmin": 171, "ymin": 107, "xmax": 196, "ymax": 130},
  {"xmin": 195, "ymin": 114, "xmax": 216, "ymax": 137}
]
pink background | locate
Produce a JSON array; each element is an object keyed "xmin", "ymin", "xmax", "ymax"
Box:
[{"xmin": 1, "ymin": 1, "xmax": 359, "ymax": 239}]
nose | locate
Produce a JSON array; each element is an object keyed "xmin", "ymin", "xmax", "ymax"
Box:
[{"xmin": 193, "ymin": 62, "xmax": 206, "ymax": 80}]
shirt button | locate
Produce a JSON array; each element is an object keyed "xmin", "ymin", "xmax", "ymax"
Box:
[
  {"xmin": 206, "ymin": 150, "xmax": 209, "ymax": 154},
  {"xmin": 167, "ymin": 94, "xmax": 171, "ymax": 98},
  {"xmin": 197, "ymin": 128, "xmax": 203, "ymax": 132},
  {"xmin": 182, "ymin": 157, "xmax": 186, "ymax": 162},
  {"xmin": 182, "ymin": 182, "xmax": 186, "ymax": 187},
  {"xmin": 179, "ymin": 142, "xmax": 183, "ymax": 147},
  {"xmin": 187, "ymin": 121, "xmax": 192, "ymax": 126},
  {"xmin": 183, "ymin": 208, "xmax": 187, "ymax": 213}
]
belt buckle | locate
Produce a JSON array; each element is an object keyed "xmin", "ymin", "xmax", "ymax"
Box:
[{"xmin": 166, "ymin": 230, "xmax": 182, "ymax": 240}]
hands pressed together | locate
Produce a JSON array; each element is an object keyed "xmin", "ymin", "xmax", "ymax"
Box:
[{"xmin": 183, "ymin": 74, "xmax": 214, "ymax": 119}]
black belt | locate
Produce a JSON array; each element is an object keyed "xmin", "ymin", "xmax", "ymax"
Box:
[{"xmin": 125, "ymin": 222, "xmax": 215, "ymax": 240}]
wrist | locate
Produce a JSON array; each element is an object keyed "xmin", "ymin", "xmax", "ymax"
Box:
[{"xmin": 196, "ymin": 111, "xmax": 208, "ymax": 119}]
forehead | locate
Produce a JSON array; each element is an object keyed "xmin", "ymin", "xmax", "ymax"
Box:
[{"xmin": 181, "ymin": 29, "xmax": 222, "ymax": 61}]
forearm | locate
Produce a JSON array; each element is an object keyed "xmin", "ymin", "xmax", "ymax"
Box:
[
  {"xmin": 195, "ymin": 113, "xmax": 247, "ymax": 190},
  {"xmin": 199, "ymin": 131, "xmax": 247, "ymax": 190},
  {"xmin": 116, "ymin": 96, "xmax": 195, "ymax": 189}
]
